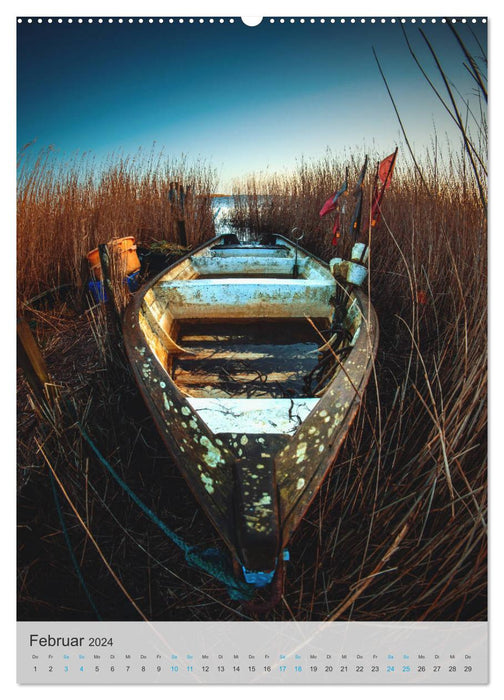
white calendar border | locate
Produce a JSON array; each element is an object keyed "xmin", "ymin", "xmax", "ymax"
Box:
[
  {"xmin": 7, "ymin": 1, "xmax": 495, "ymax": 22},
  {"xmin": 5, "ymin": 1, "xmax": 501, "ymax": 698}
]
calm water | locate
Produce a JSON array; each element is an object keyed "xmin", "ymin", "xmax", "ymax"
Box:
[
  {"xmin": 211, "ymin": 195, "xmax": 238, "ymax": 236},
  {"xmin": 211, "ymin": 194, "xmax": 271, "ymax": 239}
]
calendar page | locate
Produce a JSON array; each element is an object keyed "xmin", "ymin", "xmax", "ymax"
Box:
[{"xmin": 15, "ymin": 1, "xmax": 488, "ymax": 686}]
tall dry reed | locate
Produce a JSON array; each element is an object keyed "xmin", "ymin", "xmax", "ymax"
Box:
[
  {"xmin": 17, "ymin": 145, "xmax": 218, "ymax": 303},
  {"xmin": 17, "ymin": 146, "xmax": 487, "ymax": 621},
  {"xmin": 221, "ymin": 150, "xmax": 487, "ymax": 620},
  {"xmin": 17, "ymin": 23, "xmax": 487, "ymax": 618}
]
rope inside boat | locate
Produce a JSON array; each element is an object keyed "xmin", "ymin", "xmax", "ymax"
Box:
[{"xmin": 77, "ymin": 423, "xmax": 255, "ymax": 602}]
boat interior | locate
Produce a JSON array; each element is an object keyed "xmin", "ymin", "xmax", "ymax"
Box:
[{"xmin": 139, "ymin": 236, "xmax": 362, "ymax": 438}]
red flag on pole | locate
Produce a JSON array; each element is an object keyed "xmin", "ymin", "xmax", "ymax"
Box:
[
  {"xmin": 319, "ymin": 171, "xmax": 348, "ymax": 218},
  {"xmin": 319, "ymin": 195, "xmax": 338, "ymax": 218},
  {"xmin": 378, "ymin": 151, "xmax": 397, "ymax": 189},
  {"xmin": 371, "ymin": 148, "xmax": 398, "ymax": 228},
  {"xmin": 331, "ymin": 211, "xmax": 341, "ymax": 245},
  {"xmin": 321, "ymin": 169, "xmax": 349, "ymax": 245}
]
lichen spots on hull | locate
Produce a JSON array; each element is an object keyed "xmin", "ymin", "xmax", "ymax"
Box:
[
  {"xmin": 200, "ymin": 435, "xmax": 225, "ymax": 468},
  {"xmin": 200, "ymin": 472, "xmax": 215, "ymax": 494},
  {"xmin": 245, "ymin": 492, "xmax": 274, "ymax": 534},
  {"xmin": 162, "ymin": 392, "xmax": 176, "ymax": 411},
  {"xmin": 296, "ymin": 441, "xmax": 308, "ymax": 464}
]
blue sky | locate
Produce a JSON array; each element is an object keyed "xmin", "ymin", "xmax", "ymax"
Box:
[{"xmin": 17, "ymin": 15, "xmax": 487, "ymax": 189}]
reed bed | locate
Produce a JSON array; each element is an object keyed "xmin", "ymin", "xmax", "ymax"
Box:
[
  {"xmin": 17, "ymin": 146, "xmax": 218, "ymax": 304},
  {"xmin": 17, "ymin": 15, "xmax": 487, "ymax": 623},
  {"xmin": 17, "ymin": 142, "xmax": 487, "ymax": 621},
  {"xmin": 225, "ymin": 154, "xmax": 487, "ymax": 620}
]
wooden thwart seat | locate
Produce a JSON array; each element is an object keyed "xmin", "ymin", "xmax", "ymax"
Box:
[{"xmin": 157, "ymin": 278, "xmax": 335, "ymax": 319}]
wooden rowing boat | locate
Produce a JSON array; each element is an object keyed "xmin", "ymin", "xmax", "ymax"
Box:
[{"xmin": 123, "ymin": 233, "xmax": 378, "ymax": 587}]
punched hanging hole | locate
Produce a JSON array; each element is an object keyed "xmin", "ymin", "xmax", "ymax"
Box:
[{"xmin": 241, "ymin": 17, "xmax": 263, "ymax": 27}]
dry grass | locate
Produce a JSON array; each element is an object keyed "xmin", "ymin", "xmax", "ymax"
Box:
[
  {"xmin": 223, "ymin": 152, "xmax": 487, "ymax": 620},
  {"xmin": 17, "ymin": 145, "xmax": 218, "ymax": 304},
  {"xmin": 17, "ymin": 19, "xmax": 487, "ymax": 621},
  {"xmin": 17, "ymin": 145, "xmax": 487, "ymax": 622}
]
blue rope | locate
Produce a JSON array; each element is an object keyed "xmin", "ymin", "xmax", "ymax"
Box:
[
  {"xmin": 49, "ymin": 469, "xmax": 103, "ymax": 619},
  {"xmin": 78, "ymin": 424, "xmax": 255, "ymax": 601}
]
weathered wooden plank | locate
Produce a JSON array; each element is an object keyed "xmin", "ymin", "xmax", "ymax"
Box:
[
  {"xmin": 124, "ymin": 302, "xmax": 239, "ymax": 557},
  {"xmin": 172, "ymin": 369, "xmax": 300, "ymax": 386},
  {"xmin": 187, "ymin": 398, "xmax": 319, "ymax": 436},
  {"xmin": 122, "ymin": 233, "xmax": 378, "ymax": 576},
  {"xmin": 275, "ymin": 290, "xmax": 379, "ymax": 545},
  {"xmin": 221, "ymin": 433, "xmax": 288, "ymax": 568},
  {"xmin": 233, "ymin": 444, "xmax": 280, "ymax": 571},
  {"xmin": 154, "ymin": 278, "xmax": 335, "ymax": 320},
  {"xmin": 17, "ymin": 317, "xmax": 56, "ymax": 405}
]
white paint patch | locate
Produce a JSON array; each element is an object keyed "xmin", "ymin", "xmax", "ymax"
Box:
[
  {"xmin": 200, "ymin": 473, "xmax": 214, "ymax": 494},
  {"xmin": 296, "ymin": 478, "xmax": 305, "ymax": 490},
  {"xmin": 158, "ymin": 276, "xmax": 335, "ymax": 319},
  {"xmin": 351, "ymin": 326, "xmax": 361, "ymax": 345},
  {"xmin": 200, "ymin": 435, "xmax": 224, "ymax": 468},
  {"xmin": 256, "ymin": 494, "xmax": 272, "ymax": 506},
  {"xmin": 296, "ymin": 441, "xmax": 308, "ymax": 464},
  {"xmin": 186, "ymin": 397, "xmax": 319, "ymax": 435}
]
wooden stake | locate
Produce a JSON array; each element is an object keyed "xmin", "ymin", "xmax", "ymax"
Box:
[
  {"xmin": 17, "ymin": 317, "xmax": 56, "ymax": 406},
  {"xmin": 98, "ymin": 243, "xmax": 123, "ymax": 359},
  {"xmin": 177, "ymin": 218, "xmax": 187, "ymax": 247}
]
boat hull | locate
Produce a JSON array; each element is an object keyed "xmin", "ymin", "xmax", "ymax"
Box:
[{"xmin": 123, "ymin": 234, "xmax": 378, "ymax": 583}]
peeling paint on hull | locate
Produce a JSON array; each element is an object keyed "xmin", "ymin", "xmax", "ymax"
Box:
[{"xmin": 123, "ymin": 234, "xmax": 378, "ymax": 578}]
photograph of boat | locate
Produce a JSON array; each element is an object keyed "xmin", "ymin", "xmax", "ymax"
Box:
[
  {"xmin": 123, "ymin": 234, "xmax": 378, "ymax": 590},
  {"xmin": 16, "ymin": 15, "xmax": 487, "ymax": 622}
]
